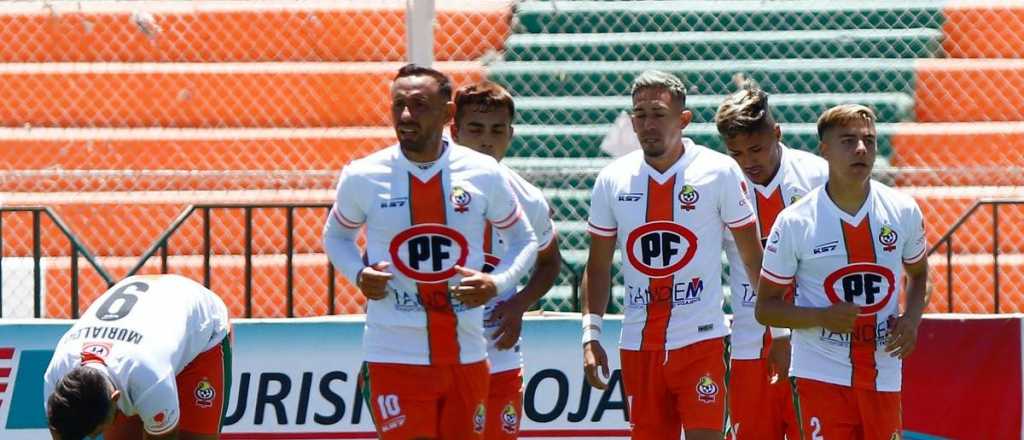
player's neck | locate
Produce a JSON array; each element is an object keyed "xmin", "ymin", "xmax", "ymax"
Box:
[
  {"xmin": 826, "ymin": 178, "xmax": 871, "ymax": 216},
  {"xmin": 644, "ymin": 141, "xmax": 684, "ymax": 174},
  {"xmin": 402, "ymin": 135, "xmax": 445, "ymax": 164}
]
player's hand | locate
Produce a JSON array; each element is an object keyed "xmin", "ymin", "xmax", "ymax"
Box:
[
  {"xmin": 357, "ymin": 262, "xmax": 392, "ymax": 300},
  {"xmin": 819, "ymin": 302, "xmax": 859, "ymax": 333},
  {"xmin": 767, "ymin": 335, "xmax": 791, "ymax": 383},
  {"xmin": 583, "ymin": 340, "xmax": 610, "ymax": 390},
  {"xmin": 488, "ymin": 296, "xmax": 529, "ymax": 350},
  {"xmin": 885, "ymin": 313, "xmax": 921, "ymax": 359},
  {"xmin": 450, "ymin": 265, "xmax": 497, "ymax": 308}
]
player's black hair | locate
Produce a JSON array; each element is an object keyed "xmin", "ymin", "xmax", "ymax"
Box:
[
  {"xmin": 394, "ymin": 63, "xmax": 454, "ymax": 102},
  {"xmin": 47, "ymin": 366, "xmax": 113, "ymax": 440}
]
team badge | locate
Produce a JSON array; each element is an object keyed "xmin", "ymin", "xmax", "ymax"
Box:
[
  {"xmin": 791, "ymin": 193, "xmax": 803, "ymax": 204},
  {"xmin": 879, "ymin": 225, "xmax": 898, "ymax": 252},
  {"xmin": 678, "ymin": 185, "xmax": 699, "ymax": 211},
  {"xmin": 696, "ymin": 374, "xmax": 719, "ymax": 403},
  {"xmin": 890, "ymin": 433, "xmax": 901, "ymax": 440},
  {"xmin": 501, "ymin": 403, "xmax": 519, "ymax": 434},
  {"xmin": 194, "ymin": 378, "xmax": 216, "ymax": 408},
  {"xmin": 473, "ymin": 403, "xmax": 486, "ymax": 433},
  {"xmin": 451, "ymin": 186, "xmax": 472, "ymax": 213}
]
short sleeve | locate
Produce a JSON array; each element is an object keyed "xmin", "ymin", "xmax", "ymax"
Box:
[
  {"xmin": 133, "ymin": 369, "xmax": 181, "ymax": 435},
  {"xmin": 330, "ymin": 165, "xmax": 366, "ymax": 229},
  {"xmin": 720, "ymin": 163, "xmax": 756, "ymax": 229},
  {"xmin": 902, "ymin": 200, "xmax": 927, "ymax": 264},
  {"xmin": 586, "ymin": 172, "xmax": 617, "ymax": 237},
  {"xmin": 524, "ymin": 196, "xmax": 556, "ymax": 250},
  {"xmin": 760, "ymin": 215, "xmax": 799, "ymax": 286},
  {"xmin": 487, "ymin": 170, "xmax": 523, "ymax": 229}
]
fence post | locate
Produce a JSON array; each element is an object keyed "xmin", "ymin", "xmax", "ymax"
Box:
[{"xmin": 406, "ymin": 0, "xmax": 435, "ymax": 66}]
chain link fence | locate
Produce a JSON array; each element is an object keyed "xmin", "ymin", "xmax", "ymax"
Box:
[{"xmin": 2, "ymin": 0, "xmax": 1023, "ymax": 316}]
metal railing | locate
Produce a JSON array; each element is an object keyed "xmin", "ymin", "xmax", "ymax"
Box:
[
  {"xmin": 927, "ymin": 199, "xmax": 1023, "ymax": 313},
  {"xmin": 0, "ymin": 207, "xmax": 115, "ymax": 318},
  {"xmin": 124, "ymin": 203, "xmax": 336, "ymax": 318}
]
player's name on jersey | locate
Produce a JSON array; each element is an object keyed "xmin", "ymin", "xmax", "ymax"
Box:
[{"xmin": 63, "ymin": 325, "xmax": 143, "ymax": 345}]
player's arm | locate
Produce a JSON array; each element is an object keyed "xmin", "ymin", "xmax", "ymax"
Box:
[
  {"xmin": 582, "ymin": 233, "xmax": 615, "ymax": 390},
  {"xmin": 720, "ymin": 163, "xmax": 760, "ymax": 290},
  {"xmin": 756, "ymin": 219, "xmax": 858, "ymax": 332},
  {"xmin": 729, "ymin": 222, "xmax": 763, "ymax": 293},
  {"xmin": 886, "ymin": 204, "xmax": 930, "ymax": 358},
  {"xmin": 322, "ymin": 167, "xmax": 391, "ymax": 300},
  {"xmin": 454, "ymin": 172, "xmax": 538, "ymax": 308},
  {"xmin": 491, "ymin": 231, "xmax": 561, "ymax": 349}
]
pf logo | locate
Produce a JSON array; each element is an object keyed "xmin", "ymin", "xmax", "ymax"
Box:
[
  {"xmin": 389, "ymin": 224, "xmax": 469, "ymax": 282},
  {"xmin": 625, "ymin": 221, "xmax": 698, "ymax": 277},
  {"xmin": 823, "ymin": 263, "xmax": 896, "ymax": 315}
]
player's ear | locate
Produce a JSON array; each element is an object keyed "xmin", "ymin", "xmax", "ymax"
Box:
[
  {"xmin": 679, "ymin": 109, "xmax": 693, "ymax": 129},
  {"xmin": 450, "ymin": 120, "xmax": 460, "ymax": 142},
  {"xmin": 110, "ymin": 389, "xmax": 121, "ymax": 403},
  {"xmin": 443, "ymin": 101, "xmax": 455, "ymax": 125},
  {"xmin": 508, "ymin": 124, "xmax": 515, "ymax": 139},
  {"xmin": 773, "ymin": 123, "xmax": 782, "ymax": 142}
]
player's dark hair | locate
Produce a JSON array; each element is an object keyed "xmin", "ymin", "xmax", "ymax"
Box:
[
  {"xmin": 394, "ymin": 63, "xmax": 453, "ymax": 102},
  {"xmin": 453, "ymin": 81, "xmax": 516, "ymax": 126},
  {"xmin": 47, "ymin": 367, "xmax": 113, "ymax": 440},
  {"xmin": 715, "ymin": 78, "xmax": 776, "ymax": 139}
]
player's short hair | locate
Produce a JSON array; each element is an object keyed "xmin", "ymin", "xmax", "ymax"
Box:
[
  {"xmin": 453, "ymin": 81, "xmax": 516, "ymax": 126},
  {"xmin": 394, "ymin": 63, "xmax": 453, "ymax": 101},
  {"xmin": 631, "ymin": 70, "xmax": 686, "ymax": 108},
  {"xmin": 47, "ymin": 367, "xmax": 113, "ymax": 440},
  {"xmin": 817, "ymin": 104, "xmax": 877, "ymax": 140},
  {"xmin": 715, "ymin": 84, "xmax": 776, "ymax": 139}
]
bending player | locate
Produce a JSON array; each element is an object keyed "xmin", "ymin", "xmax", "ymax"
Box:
[
  {"xmin": 451, "ymin": 81, "xmax": 562, "ymax": 439},
  {"xmin": 44, "ymin": 274, "xmax": 232, "ymax": 440},
  {"xmin": 323, "ymin": 65, "xmax": 537, "ymax": 440},
  {"xmin": 581, "ymin": 70, "xmax": 764, "ymax": 440},
  {"xmin": 756, "ymin": 104, "xmax": 929, "ymax": 440},
  {"xmin": 715, "ymin": 86, "xmax": 827, "ymax": 439}
]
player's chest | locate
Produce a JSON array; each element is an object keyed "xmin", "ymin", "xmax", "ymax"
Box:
[
  {"xmin": 791, "ymin": 214, "xmax": 906, "ymax": 313},
  {"xmin": 364, "ymin": 171, "xmax": 490, "ymax": 229},
  {"xmin": 609, "ymin": 173, "xmax": 722, "ymax": 226}
]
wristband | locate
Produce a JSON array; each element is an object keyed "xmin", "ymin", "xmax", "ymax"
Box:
[{"xmin": 582, "ymin": 313, "xmax": 603, "ymax": 344}]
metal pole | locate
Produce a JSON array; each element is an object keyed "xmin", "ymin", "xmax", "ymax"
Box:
[
  {"xmin": 32, "ymin": 211, "xmax": 41, "ymax": 318},
  {"xmin": 993, "ymin": 204, "xmax": 1000, "ymax": 313},
  {"xmin": 160, "ymin": 243, "xmax": 169, "ymax": 274},
  {"xmin": 203, "ymin": 208, "xmax": 211, "ymax": 288},
  {"xmin": 70, "ymin": 246, "xmax": 78, "ymax": 319},
  {"xmin": 946, "ymin": 239, "xmax": 953, "ymax": 313},
  {"xmin": 327, "ymin": 261, "xmax": 336, "ymax": 315},
  {"xmin": 405, "ymin": 0, "xmax": 435, "ymax": 66},
  {"xmin": 244, "ymin": 208, "xmax": 253, "ymax": 318},
  {"xmin": 286, "ymin": 207, "xmax": 294, "ymax": 318}
]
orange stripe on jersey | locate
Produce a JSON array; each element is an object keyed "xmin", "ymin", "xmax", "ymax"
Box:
[
  {"xmin": 755, "ymin": 188, "xmax": 786, "ymax": 242},
  {"xmin": 483, "ymin": 221, "xmax": 493, "ymax": 255},
  {"xmin": 841, "ymin": 217, "xmax": 879, "ymax": 390},
  {"xmin": 409, "ymin": 172, "xmax": 460, "ymax": 365},
  {"xmin": 640, "ymin": 175, "xmax": 675, "ymax": 351}
]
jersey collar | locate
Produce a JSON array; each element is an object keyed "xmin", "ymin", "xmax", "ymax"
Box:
[
  {"xmin": 641, "ymin": 137, "xmax": 700, "ymax": 184},
  {"xmin": 824, "ymin": 179, "xmax": 876, "ymax": 225}
]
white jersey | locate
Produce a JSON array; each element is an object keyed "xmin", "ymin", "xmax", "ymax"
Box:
[
  {"xmin": 484, "ymin": 164, "xmax": 555, "ymax": 373},
  {"xmin": 761, "ymin": 181, "xmax": 927, "ymax": 391},
  {"xmin": 588, "ymin": 139, "xmax": 756, "ymax": 351},
  {"xmin": 725, "ymin": 145, "xmax": 828, "ymax": 360},
  {"xmin": 43, "ymin": 275, "xmax": 230, "ymax": 435},
  {"xmin": 331, "ymin": 141, "xmax": 530, "ymax": 365}
]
